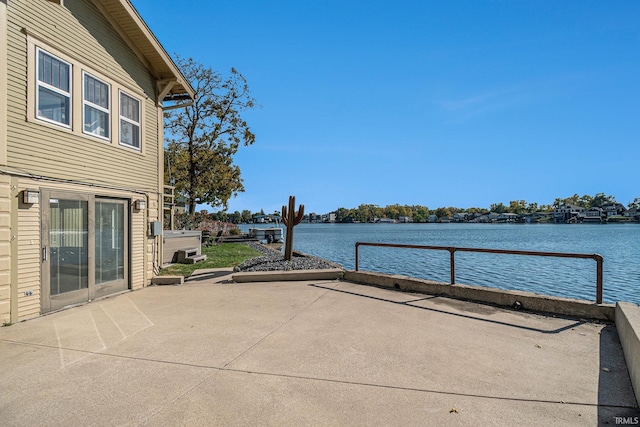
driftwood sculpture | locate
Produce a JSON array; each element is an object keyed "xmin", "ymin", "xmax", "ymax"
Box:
[{"xmin": 282, "ymin": 195, "xmax": 304, "ymax": 261}]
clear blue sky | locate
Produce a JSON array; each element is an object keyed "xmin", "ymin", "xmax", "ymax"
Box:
[{"xmin": 133, "ymin": 0, "xmax": 639, "ymax": 215}]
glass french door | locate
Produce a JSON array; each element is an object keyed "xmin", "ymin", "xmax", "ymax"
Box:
[
  {"xmin": 94, "ymin": 200, "xmax": 128, "ymax": 295},
  {"xmin": 42, "ymin": 192, "xmax": 128, "ymax": 313},
  {"xmin": 44, "ymin": 195, "xmax": 89, "ymax": 312}
]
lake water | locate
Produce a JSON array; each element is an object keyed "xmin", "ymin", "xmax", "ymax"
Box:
[{"xmin": 241, "ymin": 223, "xmax": 640, "ymax": 305}]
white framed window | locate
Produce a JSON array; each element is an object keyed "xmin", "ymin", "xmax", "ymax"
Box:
[
  {"xmin": 29, "ymin": 39, "xmax": 145, "ymax": 152},
  {"xmin": 83, "ymin": 72, "xmax": 110, "ymax": 139},
  {"xmin": 119, "ymin": 91, "xmax": 140, "ymax": 149},
  {"xmin": 36, "ymin": 47, "xmax": 71, "ymax": 127}
]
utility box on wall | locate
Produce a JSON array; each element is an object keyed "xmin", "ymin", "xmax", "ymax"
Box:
[{"xmin": 149, "ymin": 221, "xmax": 162, "ymax": 236}]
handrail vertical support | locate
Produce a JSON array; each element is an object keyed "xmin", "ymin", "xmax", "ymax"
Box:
[
  {"xmin": 595, "ymin": 255, "xmax": 603, "ymax": 304},
  {"xmin": 449, "ymin": 248, "xmax": 456, "ymax": 284},
  {"xmin": 355, "ymin": 243, "xmax": 359, "ymax": 271}
]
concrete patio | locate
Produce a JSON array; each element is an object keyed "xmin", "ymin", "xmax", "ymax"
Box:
[{"xmin": 0, "ymin": 269, "xmax": 638, "ymax": 426}]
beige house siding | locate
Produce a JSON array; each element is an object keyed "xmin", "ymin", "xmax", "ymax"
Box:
[
  {"xmin": 0, "ymin": 0, "xmax": 7, "ymax": 166},
  {"xmin": 16, "ymin": 187, "xmax": 40, "ymax": 321},
  {"xmin": 131, "ymin": 198, "xmax": 146, "ymax": 291},
  {"xmin": 0, "ymin": 175, "xmax": 10, "ymax": 324},
  {"xmin": 6, "ymin": 0, "xmax": 160, "ymax": 193},
  {"xmin": 0, "ymin": 0, "xmax": 8, "ymax": 322},
  {"xmin": 2, "ymin": 1, "xmax": 187, "ymax": 320},
  {"xmin": 143, "ymin": 195, "xmax": 161, "ymax": 288}
]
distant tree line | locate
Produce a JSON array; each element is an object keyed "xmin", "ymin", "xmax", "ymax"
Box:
[
  {"xmin": 329, "ymin": 193, "xmax": 639, "ymax": 223},
  {"xmin": 202, "ymin": 209, "xmax": 257, "ymax": 224},
  {"xmin": 197, "ymin": 192, "xmax": 639, "ymax": 224}
]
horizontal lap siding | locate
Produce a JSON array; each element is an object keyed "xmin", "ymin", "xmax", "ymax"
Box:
[
  {"xmin": 6, "ymin": 1, "xmax": 165, "ymax": 319},
  {"xmin": 17, "ymin": 193, "xmax": 41, "ymax": 321},
  {"xmin": 132, "ymin": 209, "xmax": 145, "ymax": 290},
  {"xmin": 146, "ymin": 196, "xmax": 160, "ymax": 279},
  {"xmin": 7, "ymin": 0, "xmax": 161, "ymax": 194},
  {"xmin": 0, "ymin": 176, "xmax": 10, "ymax": 324}
]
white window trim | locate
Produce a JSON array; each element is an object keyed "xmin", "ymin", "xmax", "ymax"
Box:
[
  {"xmin": 27, "ymin": 35, "xmax": 147, "ymax": 154},
  {"xmin": 82, "ymin": 71, "xmax": 111, "ymax": 141},
  {"xmin": 35, "ymin": 47, "xmax": 72, "ymax": 129},
  {"xmin": 118, "ymin": 90, "xmax": 141, "ymax": 151}
]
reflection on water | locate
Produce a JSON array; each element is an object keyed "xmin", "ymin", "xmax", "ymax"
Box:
[{"xmin": 242, "ymin": 223, "xmax": 640, "ymax": 304}]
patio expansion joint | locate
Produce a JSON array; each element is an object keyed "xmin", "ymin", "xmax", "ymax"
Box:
[
  {"xmin": 216, "ymin": 367, "xmax": 638, "ymax": 411},
  {"xmin": 220, "ymin": 280, "xmax": 340, "ymax": 370},
  {"xmin": 2, "ymin": 338, "xmax": 635, "ymax": 412},
  {"xmin": 135, "ymin": 372, "xmax": 213, "ymax": 426}
]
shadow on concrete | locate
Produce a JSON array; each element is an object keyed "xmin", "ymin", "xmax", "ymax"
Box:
[
  {"xmin": 310, "ymin": 283, "xmax": 584, "ymax": 334},
  {"xmin": 186, "ymin": 270, "xmax": 233, "ymax": 283},
  {"xmin": 598, "ymin": 324, "xmax": 640, "ymax": 425}
]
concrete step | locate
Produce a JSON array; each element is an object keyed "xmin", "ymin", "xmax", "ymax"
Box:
[
  {"xmin": 177, "ymin": 248, "xmax": 201, "ymax": 263},
  {"xmin": 151, "ymin": 275, "xmax": 184, "ymax": 286},
  {"xmin": 184, "ymin": 254, "xmax": 207, "ymax": 264}
]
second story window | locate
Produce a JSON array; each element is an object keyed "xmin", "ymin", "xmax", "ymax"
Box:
[
  {"xmin": 37, "ymin": 48, "xmax": 71, "ymax": 127},
  {"xmin": 83, "ymin": 72, "xmax": 110, "ymax": 139},
  {"xmin": 119, "ymin": 91, "xmax": 140, "ymax": 149},
  {"xmin": 30, "ymin": 39, "xmax": 146, "ymax": 152}
]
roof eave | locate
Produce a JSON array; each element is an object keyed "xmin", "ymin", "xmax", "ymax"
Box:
[{"xmin": 92, "ymin": 0, "xmax": 195, "ymax": 101}]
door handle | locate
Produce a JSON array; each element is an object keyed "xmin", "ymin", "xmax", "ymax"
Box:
[{"xmin": 42, "ymin": 247, "xmax": 47, "ymax": 261}]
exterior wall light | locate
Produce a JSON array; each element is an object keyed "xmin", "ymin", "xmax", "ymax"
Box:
[
  {"xmin": 135, "ymin": 199, "xmax": 146, "ymax": 210},
  {"xmin": 23, "ymin": 189, "xmax": 40, "ymax": 204}
]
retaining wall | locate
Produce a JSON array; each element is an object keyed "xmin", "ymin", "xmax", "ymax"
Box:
[{"xmin": 343, "ymin": 270, "xmax": 615, "ymax": 321}]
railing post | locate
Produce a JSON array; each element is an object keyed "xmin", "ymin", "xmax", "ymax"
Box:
[
  {"xmin": 595, "ymin": 255, "xmax": 603, "ymax": 304},
  {"xmin": 355, "ymin": 243, "xmax": 359, "ymax": 271},
  {"xmin": 449, "ymin": 248, "xmax": 455, "ymax": 284}
]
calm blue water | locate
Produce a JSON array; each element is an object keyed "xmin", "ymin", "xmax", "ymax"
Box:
[{"xmin": 242, "ymin": 223, "xmax": 640, "ymax": 304}]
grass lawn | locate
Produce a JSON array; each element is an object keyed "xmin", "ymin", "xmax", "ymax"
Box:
[{"xmin": 159, "ymin": 243, "xmax": 262, "ymax": 277}]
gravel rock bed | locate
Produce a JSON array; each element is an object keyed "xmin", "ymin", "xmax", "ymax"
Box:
[{"xmin": 235, "ymin": 242, "xmax": 338, "ymax": 272}]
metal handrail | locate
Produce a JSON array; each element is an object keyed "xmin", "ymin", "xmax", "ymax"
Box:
[{"xmin": 354, "ymin": 242, "xmax": 604, "ymax": 304}]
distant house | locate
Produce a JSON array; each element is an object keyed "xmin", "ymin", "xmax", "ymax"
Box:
[
  {"xmin": 497, "ymin": 213, "xmax": 518, "ymax": 223},
  {"xmin": 321, "ymin": 212, "xmax": 337, "ymax": 223},
  {"xmin": 0, "ymin": 0, "xmax": 194, "ymax": 322},
  {"xmin": 340, "ymin": 216, "xmax": 357, "ymax": 223},
  {"xmin": 623, "ymin": 208, "xmax": 640, "ymax": 220},
  {"xmin": 253, "ymin": 214, "xmax": 278, "ymax": 224},
  {"xmin": 554, "ymin": 204, "xmax": 585, "ymax": 223},
  {"xmin": 522, "ymin": 212, "xmax": 551, "ymax": 223},
  {"xmin": 398, "ymin": 216, "xmax": 412, "ymax": 223},
  {"xmin": 584, "ymin": 207, "xmax": 605, "ymax": 222},
  {"xmin": 487, "ymin": 212, "xmax": 500, "ymax": 222},
  {"xmin": 474, "ymin": 215, "xmax": 489, "ymax": 223},
  {"xmin": 427, "ymin": 215, "xmax": 438, "ymax": 223},
  {"xmin": 602, "ymin": 203, "xmax": 626, "ymax": 218},
  {"xmin": 453, "ymin": 213, "xmax": 468, "ymax": 222},
  {"xmin": 377, "ymin": 218, "xmax": 397, "ymax": 224}
]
